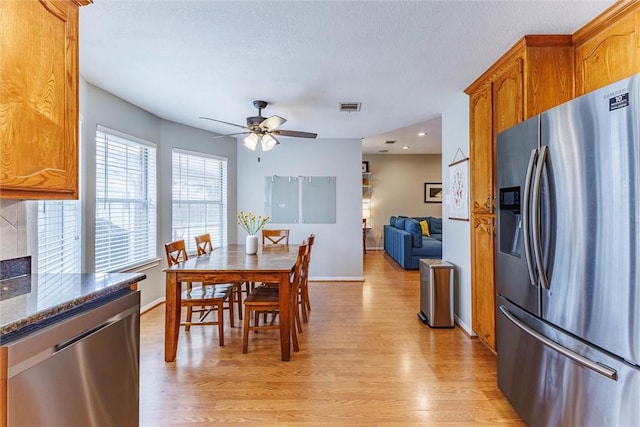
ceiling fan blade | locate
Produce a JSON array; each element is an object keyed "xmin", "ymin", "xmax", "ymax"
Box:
[
  {"xmin": 272, "ymin": 129, "xmax": 317, "ymax": 139},
  {"xmin": 211, "ymin": 132, "xmax": 251, "ymax": 139},
  {"xmin": 259, "ymin": 115, "xmax": 286, "ymax": 132},
  {"xmin": 199, "ymin": 116, "xmax": 249, "ymax": 130}
]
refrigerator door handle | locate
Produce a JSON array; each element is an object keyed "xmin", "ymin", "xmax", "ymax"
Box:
[
  {"xmin": 499, "ymin": 305, "xmax": 618, "ymax": 380},
  {"xmin": 522, "ymin": 148, "xmax": 538, "ymax": 286},
  {"xmin": 531, "ymin": 145, "xmax": 550, "ymax": 289}
]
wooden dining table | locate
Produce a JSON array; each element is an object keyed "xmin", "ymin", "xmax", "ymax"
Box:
[{"xmin": 163, "ymin": 243, "xmax": 299, "ymax": 362}]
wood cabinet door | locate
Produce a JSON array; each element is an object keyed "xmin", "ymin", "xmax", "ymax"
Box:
[
  {"xmin": 469, "ymin": 84, "xmax": 493, "ymax": 214},
  {"xmin": 575, "ymin": 10, "xmax": 640, "ymax": 96},
  {"xmin": 471, "ymin": 214, "xmax": 496, "ymax": 350},
  {"xmin": 493, "ymin": 59, "xmax": 524, "ymax": 135},
  {"xmin": 0, "ymin": 0, "xmax": 82, "ymax": 199}
]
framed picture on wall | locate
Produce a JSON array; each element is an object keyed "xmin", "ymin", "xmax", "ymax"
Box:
[
  {"xmin": 424, "ymin": 183, "xmax": 443, "ymax": 203},
  {"xmin": 362, "ymin": 161, "xmax": 369, "ymax": 173},
  {"xmin": 448, "ymin": 156, "xmax": 469, "ymax": 221}
]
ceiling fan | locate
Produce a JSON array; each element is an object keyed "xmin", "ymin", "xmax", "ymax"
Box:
[{"xmin": 200, "ymin": 100, "xmax": 317, "ymax": 151}]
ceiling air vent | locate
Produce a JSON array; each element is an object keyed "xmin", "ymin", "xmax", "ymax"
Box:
[
  {"xmin": 384, "ymin": 140, "xmax": 396, "ymax": 145},
  {"xmin": 379, "ymin": 149, "xmax": 389, "ymax": 153},
  {"xmin": 339, "ymin": 102, "xmax": 361, "ymax": 112}
]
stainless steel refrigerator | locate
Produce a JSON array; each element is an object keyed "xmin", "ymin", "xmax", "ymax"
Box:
[{"xmin": 496, "ymin": 73, "xmax": 640, "ymax": 427}]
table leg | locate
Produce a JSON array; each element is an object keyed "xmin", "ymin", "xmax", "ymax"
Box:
[
  {"xmin": 278, "ymin": 271, "xmax": 291, "ymax": 361},
  {"xmin": 165, "ymin": 273, "xmax": 180, "ymax": 362}
]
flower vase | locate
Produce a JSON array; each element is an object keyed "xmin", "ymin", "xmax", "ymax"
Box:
[{"xmin": 246, "ymin": 234, "xmax": 259, "ymax": 255}]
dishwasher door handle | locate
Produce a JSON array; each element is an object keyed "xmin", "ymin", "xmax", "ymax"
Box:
[{"xmin": 54, "ymin": 321, "xmax": 112, "ymax": 352}]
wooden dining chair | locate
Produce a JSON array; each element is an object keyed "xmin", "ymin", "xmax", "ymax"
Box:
[
  {"xmin": 242, "ymin": 241, "xmax": 308, "ymax": 354},
  {"xmin": 299, "ymin": 233, "xmax": 314, "ymax": 323},
  {"xmin": 262, "ymin": 229, "xmax": 290, "ymax": 245},
  {"xmin": 194, "ymin": 233, "xmax": 213, "ymax": 255},
  {"xmin": 194, "ymin": 233, "xmax": 244, "ymax": 320},
  {"xmin": 258, "ymin": 228, "xmax": 291, "ymax": 291},
  {"xmin": 164, "ymin": 239, "xmax": 234, "ymax": 346}
]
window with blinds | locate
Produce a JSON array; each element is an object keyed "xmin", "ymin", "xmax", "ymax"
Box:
[
  {"xmin": 95, "ymin": 126, "xmax": 157, "ymax": 272},
  {"xmin": 37, "ymin": 200, "xmax": 81, "ymax": 273},
  {"xmin": 172, "ymin": 149, "xmax": 227, "ymax": 253}
]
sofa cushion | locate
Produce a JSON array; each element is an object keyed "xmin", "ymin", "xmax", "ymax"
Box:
[
  {"xmin": 414, "ymin": 237, "xmax": 443, "ymax": 258},
  {"xmin": 390, "ymin": 216, "xmax": 397, "ymax": 227},
  {"xmin": 419, "ymin": 220, "xmax": 430, "ymax": 236},
  {"xmin": 429, "ymin": 233, "xmax": 442, "ymax": 242},
  {"xmin": 404, "ymin": 219, "xmax": 423, "ymax": 248},
  {"xmin": 395, "ymin": 217, "xmax": 406, "ymax": 230},
  {"xmin": 428, "ymin": 217, "xmax": 442, "ymax": 234}
]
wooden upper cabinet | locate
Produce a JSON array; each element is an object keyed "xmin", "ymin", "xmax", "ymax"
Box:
[
  {"xmin": 574, "ymin": 3, "xmax": 640, "ymax": 96},
  {"xmin": 469, "ymin": 84, "xmax": 493, "ymax": 214},
  {"xmin": 493, "ymin": 59, "xmax": 524, "ymax": 135},
  {"xmin": 0, "ymin": 0, "xmax": 91, "ymax": 200}
]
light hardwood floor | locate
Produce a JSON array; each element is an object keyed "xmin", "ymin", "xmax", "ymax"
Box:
[{"xmin": 140, "ymin": 250, "xmax": 524, "ymax": 426}]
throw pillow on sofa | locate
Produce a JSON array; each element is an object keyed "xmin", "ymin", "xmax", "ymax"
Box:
[
  {"xmin": 428, "ymin": 217, "xmax": 442, "ymax": 234},
  {"xmin": 404, "ymin": 219, "xmax": 423, "ymax": 248},
  {"xmin": 419, "ymin": 220, "xmax": 430, "ymax": 236}
]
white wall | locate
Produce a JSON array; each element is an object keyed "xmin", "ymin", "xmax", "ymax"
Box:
[
  {"xmin": 237, "ymin": 138, "xmax": 363, "ymax": 280},
  {"xmin": 362, "ymin": 154, "xmax": 442, "ymax": 249},
  {"xmin": 441, "ymin": 93, "xmax": 474, "ymax": 336},
  {"xmin": 81, "ymin": 80, "xmax": 238, "ymax": 308}
]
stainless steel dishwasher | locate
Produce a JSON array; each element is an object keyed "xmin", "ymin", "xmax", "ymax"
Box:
[{"xmin": 5, "ymin": 291, "xmax": 140, "ymax": 426}]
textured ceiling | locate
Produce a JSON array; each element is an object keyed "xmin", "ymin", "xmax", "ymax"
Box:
[{"xmin": 79, "ymin": 0, "xmax": 614, "ymax": 154}]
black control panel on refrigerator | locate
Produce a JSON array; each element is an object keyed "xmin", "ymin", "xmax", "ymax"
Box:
[
  {"xmin": 499, "ymin": 186, "xmax": 520, "ymax": 213},
  {"xmin": 499, "ymin": 186, "xmax": 521, "ymax": 256}
]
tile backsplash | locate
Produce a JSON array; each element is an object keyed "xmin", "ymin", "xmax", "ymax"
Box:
[{"xmin": 0, "ymin": 200, "xmax": 28, "ymax": 260}]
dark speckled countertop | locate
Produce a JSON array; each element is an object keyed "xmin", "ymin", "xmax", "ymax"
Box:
[{"xmin": 0, "ymin": 272, "xmax": 146, "ymax": 344}]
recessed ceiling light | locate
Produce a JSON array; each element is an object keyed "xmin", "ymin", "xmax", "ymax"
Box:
[
  {"xmin": 402, "ymin": 146, "xmax": 409, "ymax": 150},
  {"xmin": 418, "ymin": 132, "xmax": 426, "ymax": 137}
]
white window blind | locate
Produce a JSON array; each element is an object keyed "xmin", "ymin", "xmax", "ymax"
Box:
[
  {"xmin": 37, "ymin": 200, "xmax": 81, "ymax": 274},
  {"xmin": 172, "ymin": 149, "xmax": 227, "ymax": 253},
  {"xmin": 95, "ymin": 126, "xmax": 157, "ymax": 272}
]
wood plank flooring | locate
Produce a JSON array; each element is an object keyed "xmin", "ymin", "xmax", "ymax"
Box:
[{"xmin": 140, "ymin": 250, "xmax": 524, "ymax": 426}]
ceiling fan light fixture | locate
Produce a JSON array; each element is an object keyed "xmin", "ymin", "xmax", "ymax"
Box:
[
  {"xmin": 261, "ymin": 134, "xmax": 278, "ymax": 151},
  {"xmin": 244, "ymin": 133, "xmax": 260, "ymax": 150}
]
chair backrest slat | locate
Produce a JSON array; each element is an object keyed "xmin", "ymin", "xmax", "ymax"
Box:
[
  {"xmin": 262, "ymin": 229, "xmax": 290, "ymax": 245},
  {"xmin": 195, "ymin": 233, "xmax": 213, "ymax": 256},
  {"xmin": 165, "ymin": 240, "xmax": 188, "ymax": 267}
]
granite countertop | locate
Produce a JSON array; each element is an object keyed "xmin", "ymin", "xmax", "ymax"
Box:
[{"xmin": 0, "ymin": 272, "xmax": 146, "ymax": 344}]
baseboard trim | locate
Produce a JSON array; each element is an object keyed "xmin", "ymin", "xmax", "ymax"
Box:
[
  {"xmin": 141, "ymin": 297, "xmax": 165, "ymax": 314},
  {"xmin": 454, "ymin": 315, "xmax": 476, "ymax": 338}
]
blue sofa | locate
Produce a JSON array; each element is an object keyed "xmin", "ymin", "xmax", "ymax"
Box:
[{"xmin": 383, "ymin": 216, "xmax": 442, "ymax": 269}]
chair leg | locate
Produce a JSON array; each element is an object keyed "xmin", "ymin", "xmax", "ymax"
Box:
[
  {"xmin": 236, "ymin": 286, "xmax": 243, "ymax": 320},
  {"xmin": 228, "ymin": 293, "xmax": 235, "ymax": 328},
  {"xmin": 290, "ymin": 302, "xmax": 299, "ymax": 352},
  {"xmin": 295, "ymin": 306, "xmax": 303, "ymax": 333},
  {"xmin": 304, "ymin": 284, "xmax": 311, "ymax": 312},
  {"xmin": 185, "ymin": 306, "xmax": 193, "ymax": 331},
  {"xmin": 217, "ymin": 301, "xmax": 225, "ymax": 346},
  {"xmin": 242, "ymin": 305, "xmax": 251, "ymax": 353},
  {"xmin": 300, "ymin": 291, "xmax": 309, "ymax": 323}
]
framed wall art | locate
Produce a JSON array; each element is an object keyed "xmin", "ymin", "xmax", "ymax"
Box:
[
  {"xmin": 448, "ymin": 154, "xmax": 469, "ymax": 221},
  {"xmin": 424, "ymin": 182, "xmax": 443, "ymax": 203}
]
